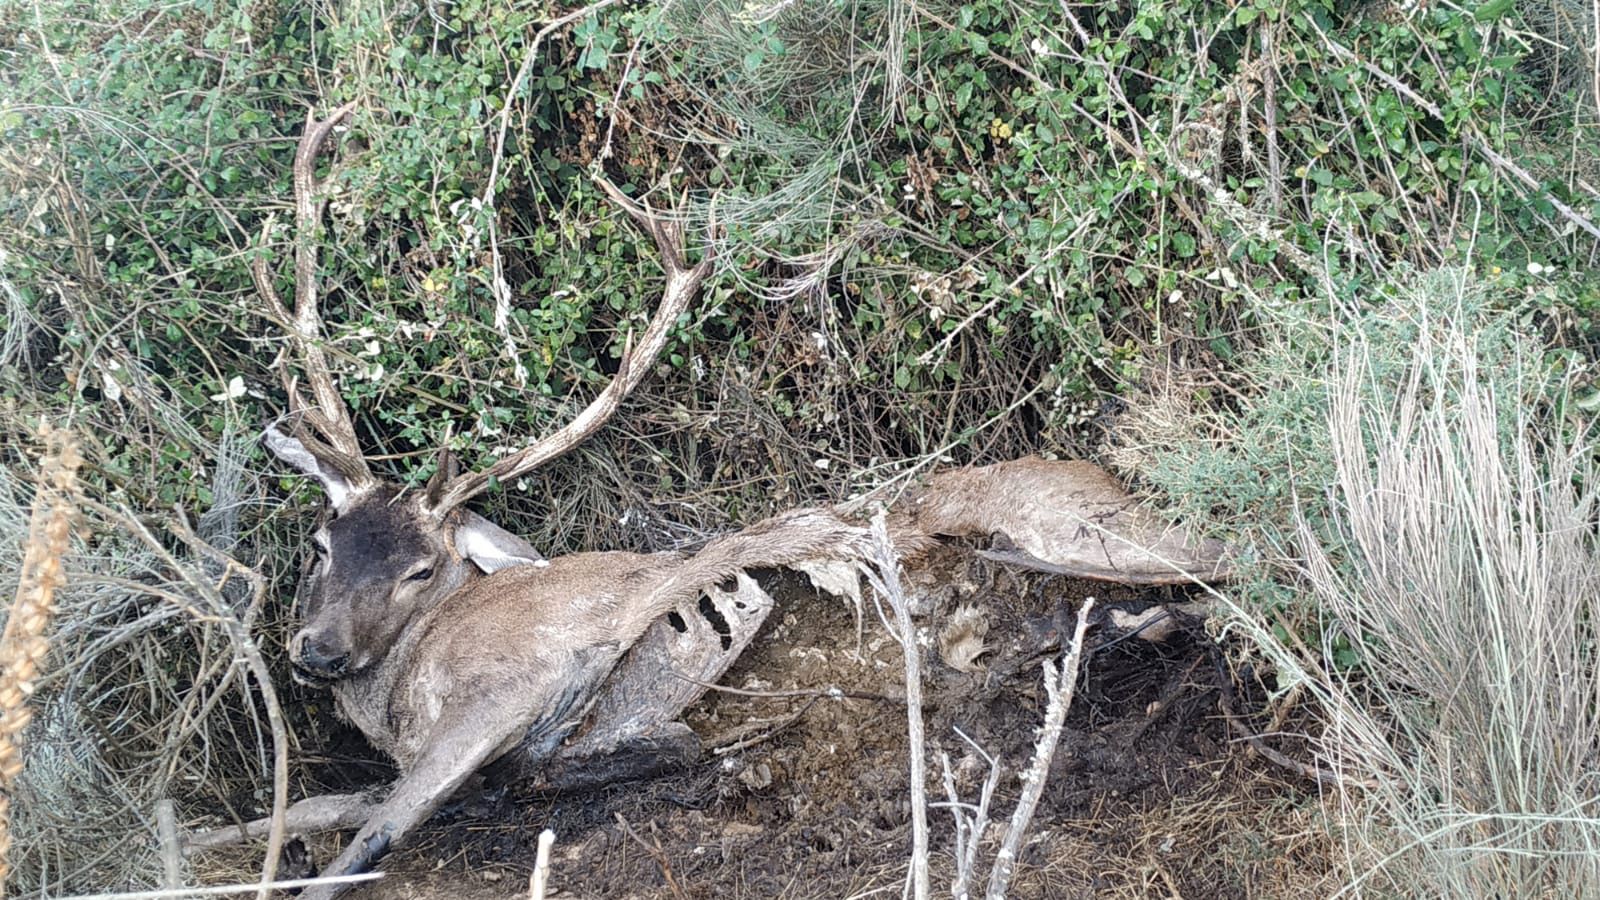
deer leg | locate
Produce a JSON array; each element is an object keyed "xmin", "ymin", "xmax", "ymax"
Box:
[
  {"xmin": 299, "ymin": 707, "xmax": 526, "ymax": 900},
  {"xmin": 183, "ymin": 791, "xmax": 381, "ymax": 854},
  {"xmin": 518, "ymin": 722, "xmax": 701, "ymax": 793}
]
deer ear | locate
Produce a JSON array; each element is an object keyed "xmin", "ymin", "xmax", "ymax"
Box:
[
  {"xmin": 454, "ymin": 511, "xmax": 546, "ymax": 574},
  {"xmin": 263, "ymin": 425, "xmax": 357, "ymax": 513}
]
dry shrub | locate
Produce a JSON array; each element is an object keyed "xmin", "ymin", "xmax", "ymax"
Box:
[
  {"xmin": 0, "ymin": 428, "xmax": 291, "ymax": 896},
  {"xmin": 1118, "ymin": 267, "xmax": 1600, "ymax": 893},
  {"xmin": 1302, "ymin": 291, "xmax": 1600, "ymax": 895}
]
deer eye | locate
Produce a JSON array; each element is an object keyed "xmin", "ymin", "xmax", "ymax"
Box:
[{"xmin": 405, "ymin": 567, "xmax": 435, "ymax": 583}]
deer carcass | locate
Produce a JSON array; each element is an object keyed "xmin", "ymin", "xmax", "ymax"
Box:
[
  {"xmin": 192, "ymin": 102, "xmax": 809, "ymax": 896},
  {"xmin": 190, "ymin": 103, "xmax": 1234, "ymax": 896}
]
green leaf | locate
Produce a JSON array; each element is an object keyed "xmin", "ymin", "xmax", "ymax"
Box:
[
  {"xmin": 955, "ymin": 81, "xmax": 973, "ymax": 113},
  {"xmin": 1473, "ymin": 0, "xmax": 1514, "ymax": 22}
]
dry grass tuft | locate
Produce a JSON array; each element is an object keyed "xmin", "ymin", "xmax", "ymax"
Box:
[{"xmin": 1302, "ymin": 293, "xmax": 1600, "ymax": 895}]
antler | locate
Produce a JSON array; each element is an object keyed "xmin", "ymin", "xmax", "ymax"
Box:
[
  {"xmin": 252, "ymin": 101, "xmax": 376, "ymax": 489},
  {"xmin": 425, "ymin": 176, "xmax": 714, "ymax": 516}
]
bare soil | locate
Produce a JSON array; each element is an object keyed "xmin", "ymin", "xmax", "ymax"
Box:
[{"xmin": 280, "ymin": 548, "xmax": 1338, "ymax": 899}]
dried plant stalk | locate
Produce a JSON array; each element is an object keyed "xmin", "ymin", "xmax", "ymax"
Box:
[{"xmin": 0, "ymin": 429, "xmax": 81, "ymax": 897}]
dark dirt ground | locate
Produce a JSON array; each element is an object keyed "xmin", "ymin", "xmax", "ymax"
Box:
[{"xmin": 205, "ymin": 547, "xmax": 1340, "ymax": 899}]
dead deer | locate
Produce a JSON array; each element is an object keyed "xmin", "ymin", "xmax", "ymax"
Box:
[
  {"xmin": 190, "ymin": 103, "xmax": 1233, "ymax": 896},
  {"xmin": 255, "ymin": 508, "xmax": 864, "ymax": 897},
  {"xmin": 200, "ymin": 102, "xmax": 859, "ymax": 896},
  {"xmin": 253, "ymin": 105, "xmax": 714, "ymax": 694}
]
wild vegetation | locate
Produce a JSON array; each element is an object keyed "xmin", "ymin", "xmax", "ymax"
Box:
[{"xmin": 3, "ymin": 0, "xmax": 1598, "ymax": 895}]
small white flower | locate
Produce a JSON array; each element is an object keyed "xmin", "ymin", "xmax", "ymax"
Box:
[
  {"xmin": 1526, "ymin": 261, "xmax": 1546, "ymax": 275},
  {"xmin": 209, "ymin": 376, "xmax": 246, "ymax": 403}
]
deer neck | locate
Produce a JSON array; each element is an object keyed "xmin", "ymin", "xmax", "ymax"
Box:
[{"xmin": 329, "ymin": 566, "xmax": 482, "ymax": 761}]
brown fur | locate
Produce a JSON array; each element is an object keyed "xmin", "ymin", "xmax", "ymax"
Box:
[
  {"xmin": 293, "ymin": 508, "xmax": 867, "ymax": 897},
  {"xmin": 890, "ymin": 457, "xmax": 1233, "ymax": 584}
]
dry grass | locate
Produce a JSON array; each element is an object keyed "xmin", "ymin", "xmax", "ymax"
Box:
[
  {"xmin": 1302, "ymin": 292, "xmax": 1600, "ymax": 896},
  {"xmin": 1115, "ymin": 267, "xmax": 1600, "ymax": 895},
  {"xmin": 0, "ymin": 423, "xmax": 301, "ymax": 896}
]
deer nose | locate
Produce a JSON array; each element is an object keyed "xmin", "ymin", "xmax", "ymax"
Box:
[{"xmin": 291, "ymin": 629, "xmax": 350, "ymax": 680}]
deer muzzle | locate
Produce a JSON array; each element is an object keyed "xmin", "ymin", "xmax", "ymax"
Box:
[{"xmin": 291, "ymin": 628, "xmax": 351, "ymax": 685}]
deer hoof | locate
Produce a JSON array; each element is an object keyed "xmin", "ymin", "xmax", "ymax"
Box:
[{"xmin": 278, "ymin": 836, "xmax": 318, "ymax": 891}]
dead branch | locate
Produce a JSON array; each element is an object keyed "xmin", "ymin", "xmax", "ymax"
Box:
[
  {"xmin": 75, "ymin": 495, "xmax": 289, "ymax": 900},
  {"xmin": 39, "ymin": 873, "xmax": 382, "ymax": 900},
  {"xmin": 1318, "ymin": 29, "xmax": 1600, "ymax": 242},
  {"xmin": 614, "ymin": 813, "xmax": 688, "ymax": 900},
  {"xmin": 985, "ymin": 598, "xmax": 1095, "ymax": 900},
  {"xmin": 938, "ymin": 727, "xmax": 1003, "ymax": 900},
  {"xmin": 527, "ymin": 829, "xmax": 556, "ymax": 900},
  {"xmin": 862, "ymin": 511, "xmax": 930, "ymax": 900},
  {"xmin": 1208, "ymin": 646, "xmax": 1376, "ymax": 790}
]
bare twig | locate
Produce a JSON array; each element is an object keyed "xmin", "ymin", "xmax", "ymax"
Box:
[
  {"xmin": 47, "ymin": 873, "xmax": 381, "ymax": 900},
  {"xmin": 1209, "ymin": 646, "xmax": 1373, "ymax": 790},
  {"xmin": 985, "ymin": 598, "xmax": 1096, "ymax": 900},
  {"xmin": 704, "ymin": 685, "xmax": 901, "ymax": 754},
  {"xmin": 1318, "ymin": 30, "xmax": 1600, "ymax": 241},
  {"xmin": 710, "ymin": 695, "xmax": 824, "ymax": 755},
  {"xmin": 155, "ymin": 800, "xmax": 182, "ymax": 890},
  {"xmin": 182, "ymin": 792, "xmax": 379, "ymax": 853},
  {"xmin": 862, "ymin": 511, "xmax": 929, "ymax": 900},
  {"xmin": 479, "ymin": 0, "xmax": 625, "ymax": 382},
  {"xmin": 613, "ymin": 813, "xmax": 688, "ymax": 900},
  {"xmin": 75, "ymin": 496, "xmax": 289, "ymax": 900},
  {"xmin": 939, "ymin": 727, "xmax": 1002, "ymax": 900},
  {"xmin": 1261, "ymin": 23, "xmax": 1282, "ymax": 215}
]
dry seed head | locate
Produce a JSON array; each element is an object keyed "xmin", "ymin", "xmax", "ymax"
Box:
[{"xmin": 0, "ymin": 430, "xmax": 81, "ymax": 893}]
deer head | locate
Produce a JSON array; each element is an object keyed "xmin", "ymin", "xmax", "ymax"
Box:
[{"xmin": 255, "ymin": 104, "xmax": 713, "ymax": 684}]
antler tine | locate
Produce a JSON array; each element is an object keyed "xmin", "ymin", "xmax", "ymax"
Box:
[
  {"xmin": 427, "ymin": 175, "xmax": 714, "ymax": 516},
  {"xmin": 257, "ymin": 100, "xmax": 373, "ymax": 484}
]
